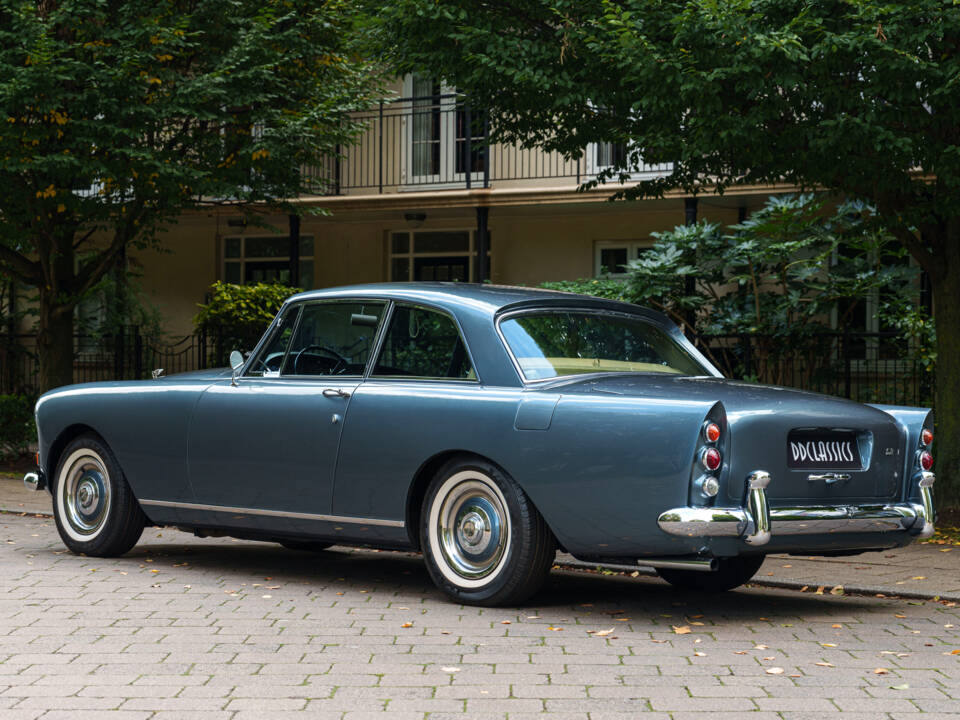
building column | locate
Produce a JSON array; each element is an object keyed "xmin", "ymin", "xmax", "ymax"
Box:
[
  {"xmin": 289, "ymin": 214, "xmax": 301, "ymax": 287},
  {"xmin": 475, "ymin": 206, "xmax": 490, "ymax": 283}
]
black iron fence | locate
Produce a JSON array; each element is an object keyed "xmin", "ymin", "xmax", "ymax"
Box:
[
  {"xmin": 0, "ymin": 328, "xmax": 220, "ymax": 397},
  {"xmin": 0, "ymin": 328, "xmax": 934, "ymax": 408},
  {"xmin": 302, "ymin": 94, "xmax": 672, "ymax": 195},
  {"xmin": 692, "ymin": 331, "xmax": 934, "ymax": 407}
]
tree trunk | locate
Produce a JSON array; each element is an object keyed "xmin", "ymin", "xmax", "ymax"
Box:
[
  {"xmin": 36, "ymin": 291, "xmax": 75, "ymax": 394},
  {"xmin": 35, "ymin": 234, "xmax": 77, "ymax": 395},
  {"xmin": 931, "ymin": 249, "xmax": 960, "ymax": 511}
]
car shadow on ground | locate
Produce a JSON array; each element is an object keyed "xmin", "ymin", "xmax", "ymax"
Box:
[{"xmin": 56, "ymin": 532, "xmax": 887, "ymax": 619}]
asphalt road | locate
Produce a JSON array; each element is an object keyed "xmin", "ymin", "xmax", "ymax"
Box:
[{"xmin": 1, "ymin": 513, "xmax": 959, "ymax": 719}]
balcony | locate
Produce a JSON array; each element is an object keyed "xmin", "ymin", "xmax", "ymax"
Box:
[{"xmin": 302, "ymin": 94, "xmax": 672, "ymax": 196}]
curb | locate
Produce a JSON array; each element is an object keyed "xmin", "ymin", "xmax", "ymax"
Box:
[{"xmin": 553, "ymin": 557, "xmax": 960, "ymax": 604}]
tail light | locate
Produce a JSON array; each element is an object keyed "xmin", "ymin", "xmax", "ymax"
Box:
[
  {"xmin": 921, "ymin": 428, "xmax": 933, "ymax": 447},
  {"xmin": 700, "ymin": 447, "xmax": 722, "ymax": 472},
  {"xmin": 919, "ymin": 450, "xmax": 934, "ymax": 471},
  {"xmin": 703, "ymin": 422, "xmax": 721, "ymax": 443}
]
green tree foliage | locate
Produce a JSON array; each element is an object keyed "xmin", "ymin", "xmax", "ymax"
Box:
[
  {"xmin": 194, "ymin": 281, "xmax": 298, "ymax": 363},
  {"xmin": 545, "ymin": 195, "xmax": 923, "ymax": 385},
  {"xmin": 0, "ymin": 0, "xmax": 380, "ymax": 392},
  {"xmin": 376, "ymin": 0, "xmax": 960, "ymax": 507},
  {"xmin": 0, "ymin": 394, "xmax": 36, "ymax": 459}
]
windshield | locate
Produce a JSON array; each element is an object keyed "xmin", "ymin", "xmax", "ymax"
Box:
[{"xmin": 499, "ymin": 311, "xmax": 709, "ymax": 381}]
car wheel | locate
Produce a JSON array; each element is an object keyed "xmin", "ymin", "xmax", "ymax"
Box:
[
  {"xmin": 52, "ymin": 433, "xmax": 146, "ymax": 557},
  {"xmin": 656, "ymin": 555, "xmax": 765, "ymax": 593},
  {"xmin": 279, "ymin": 541, "xmax": 333, "ymax": 552},
  {"xmin": 421, "ymin": 457, "xmax": 555, "ymax": 606}
]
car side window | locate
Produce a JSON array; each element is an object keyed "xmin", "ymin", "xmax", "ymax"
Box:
[
  {"xmin": 372, "ymin": 304, "xmax": 475, "ymax": 380},
  {"xmin": 280, "ymin": 301, "xmax": 385, "ymax": 377},
  {"xmin": 246, "ymin": 305, "xmax": 301, "ymax": 377}
]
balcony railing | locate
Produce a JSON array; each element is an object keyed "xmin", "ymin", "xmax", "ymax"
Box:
[{"xmin": 302, "ymin": 95, "xmax": 673, "ymax": 195}]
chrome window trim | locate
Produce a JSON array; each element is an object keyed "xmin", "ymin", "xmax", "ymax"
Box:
[
  {"xmin": 244, "ymin": 298, "xmax": 389, "ymax": 381},
  {"xmin": 368, "ymin": 300, "xmax": 482, "ymax": 384},
  {"xmin": 139, "ymin": 499, "xmax": 404, "ymax": 528},
  {"xmin": 494, "ymin": 306, "xmax": 717, "ymax": 385}
]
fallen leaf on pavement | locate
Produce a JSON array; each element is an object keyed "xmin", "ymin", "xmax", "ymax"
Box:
[
  {"xmin": 400, "ymin": 622, "xmax": 413, "ymax": 628},
  {"xmin": 734, "ymin": 651, "xmax": 748, "ymax": 655},
  {"xmin": 594, "ymin": 628, "xmax": 615, "ymax": 637},
  {"xmin": 894, "ymin": 614, "xmax": 906, "ymax": 619},
  {"xmin": 951, "ymin": 649, "xmax": 960, "ymax": 655},
  {"xmin": 763, "ymin": 656, "xmax": 775, "ymax": 661},
  {"xmin": 815, "ymin": 586, "xmax": 825, "ymax": 595},
  {"xmin": 673, "ymin": 626, "xmax": 692, "ymax": 634},
  {"xmin": 911, "ymin": 576, "xmax": 926, "ymax": 580},
  {"xmin": 690, "ymin": 621, "xmax": 705, "ymax": 626},
  {"xmin": 548, "ymin": 626, "xmax": 563, "ymax": 631},
  {"xmin": 891, "ymin": 684, "xmax": 910, "ymax": 690},
  {"xmin": 873, "ymin": 668, "xmax": 889, "ymax": 675},
  {"xmin": 799, "ymin": 585, "xmax": 808, "ymax": 592},
  {"xmin": 815, "ymin": 662, "xmax": 834, "ymax": 667},
  {"xmin": 821, "ymin": 643, "xmax": 837, "ymax": 648},
  {"xmin": 501, "ymin": 620, "xmax": 511, "ymax": 625},
  {"xmin": 441, "ymin": 667, "xmax": 460, "ymax": 673},
  {"xmin": 765, "ymin": 667, "xmax": 784, "ymax": 675},
  {"xmin": 694, "ymin": 651, "xmax": 706, "ymax": 657},
  {"xmin": 754, "ymin": 644, "xmax": 769, "ymax": 650},
  {"xmin": 831, "ymin": 624, "xmax": 842, "ymax": 629},
  {"xmin": 830, "ymin": 585, "xmax": 844, "ymax": 596}
]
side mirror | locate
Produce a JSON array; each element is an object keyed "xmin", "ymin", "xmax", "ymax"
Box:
[{"xmin": 230, "ymin": 350, "xmax": 244, "ymax": 387}]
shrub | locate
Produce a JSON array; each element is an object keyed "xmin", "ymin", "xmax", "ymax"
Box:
[
  {"xmin": 0, "ymin": 395, "xmax": 36, "ymax": 460},
  {"xmin": 194, "ymin": 281, "xmax": 301, "ymax": 365}
]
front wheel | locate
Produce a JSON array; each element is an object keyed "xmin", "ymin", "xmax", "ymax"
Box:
[
  {"xmin": 52, "ymin": 433, "xmax": 146, "ymax": 557},
  {"xmin": 656, "ymin": 555, "xmax": 765, "ymax": 593},
  {"xmin": 421, "ymin": 457, "xmax": 555, "ymax": 606}
]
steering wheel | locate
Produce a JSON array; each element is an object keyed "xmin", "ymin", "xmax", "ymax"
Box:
[{"xmin": 293, "ymin": 344, "xmax": 348, "ymax": 375}]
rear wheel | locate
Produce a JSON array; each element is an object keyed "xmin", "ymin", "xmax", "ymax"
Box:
[
  {"xmin": 421, "ymin": 457, "xmax": 555, "ymax": 606},
  {"xmin": 52, "ymin": 433, "xmax": 145, "ymax": 557},
  {"xmin": 657, "ymin": 555, "xmax": 765, "ymax": 593}
]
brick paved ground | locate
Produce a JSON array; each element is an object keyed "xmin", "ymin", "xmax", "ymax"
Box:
[{"xmin": 1, "ymin": 514, "xmax": 959, "ymax": 718}]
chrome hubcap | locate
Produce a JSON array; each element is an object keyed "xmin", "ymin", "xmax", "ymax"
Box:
[
  {"xmin": 437, "ymin": 478, "xmax": 508, "ymax": 579},
  {"xmin": 62, "ymin": 454, "xmax": 111, "ymax": 536}
]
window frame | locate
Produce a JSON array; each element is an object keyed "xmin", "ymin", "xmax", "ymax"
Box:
[
  {"xmin": 367, "ymin": 301, "xmax": 481, "ymax": 384},
  {"xmin": 243, "ymin": 299, "xmax": 388, "ymax": 380},
  {"xmin": 400, "ymin": 74, "xmax": 486, "ymax": 189},
  {"xmin": 594, "ymin": 240, "xmax": 652, "ymax": 278},
  {"xmin": 388, "ymin": 228, "xmax": 489, "ymax": 283},
  {"xmin": 222, "ymin": 234, "xmax": 315, "ymax": 288}
]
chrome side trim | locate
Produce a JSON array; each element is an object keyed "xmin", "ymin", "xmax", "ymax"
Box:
[
  {"xmin": 658, "ymin": 503, "xmax": 926, "ymax": 539},
  {"xmin": 138, "ymin": 499, "xmax": 405, "ymax": 528}
]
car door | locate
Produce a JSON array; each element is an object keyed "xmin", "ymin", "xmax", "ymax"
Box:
[
  {"xmin": 186, "ymin": 299, "xmax": 386, "ymax": 526},
  {"xmin": 333, "ymin": 302, "xmax": 496, "ymax": 525}
]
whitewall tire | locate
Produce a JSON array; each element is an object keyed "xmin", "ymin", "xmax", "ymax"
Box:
[
  {"xmin": 52, "ymin": 434, "xmax": 145, "ymax": 557},
  {"xmin": 421, "ymin": 457, "xmax": 555, "ymax": 606}
]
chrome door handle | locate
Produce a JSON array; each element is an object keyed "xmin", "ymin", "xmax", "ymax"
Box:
[{"xmin": 322, "ymin": 388, "xmax": 351, "ymax": 399}]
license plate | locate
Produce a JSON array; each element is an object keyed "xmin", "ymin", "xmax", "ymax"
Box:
[{"xmin": 787, "ymin": 430, "xmax": 862, "ymax": 470}]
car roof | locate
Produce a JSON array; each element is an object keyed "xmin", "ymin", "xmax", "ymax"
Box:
[{"xmin": 286, "ymin": 282, "xmax": 651, "ymax": 317}]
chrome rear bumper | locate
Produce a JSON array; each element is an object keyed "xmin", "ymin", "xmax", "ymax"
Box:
[
  {"xmin": 23, "ymin": 471, "xmax": 45, "ymax": 492},
  {"xmin": 658, "ymin": 470, "xmax": 936, "ymax": 545}
]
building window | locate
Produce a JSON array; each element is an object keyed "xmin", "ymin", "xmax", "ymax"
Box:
[
  {"xmin": 389, "ymin": 230, "xmax": 490, "ymax": 282},
  {"xmin": 223, "ymin": 235, "xmax": 314, "ymax": 288},
  {"xmin": 594, "ymin": 240, "xmax": 651, "ymax": 277},
  {"xmin": 404, "ymin": 74, "xmax": 486, "ymax": 186}
]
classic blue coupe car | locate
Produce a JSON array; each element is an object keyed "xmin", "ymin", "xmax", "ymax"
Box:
[{"xmin": 26, "ymin": 283, "xmax": 936, "ymax": 605}]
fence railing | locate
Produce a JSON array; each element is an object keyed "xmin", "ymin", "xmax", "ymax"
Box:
[
  {"xmin": 301, "ymin": 94, "xmax": 672, "ymax": 195},
  {"xmin": 0, "ymin": 328, "xmax": 934, "ymax": 408},
  {"xmin": 692, "ymin": 331, "xmax": 934, "ymax": 407}
]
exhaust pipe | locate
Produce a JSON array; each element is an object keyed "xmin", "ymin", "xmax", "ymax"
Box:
[{"xmin": 638, "ymin": 557, "xmax": 717, "ymax": 572}]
